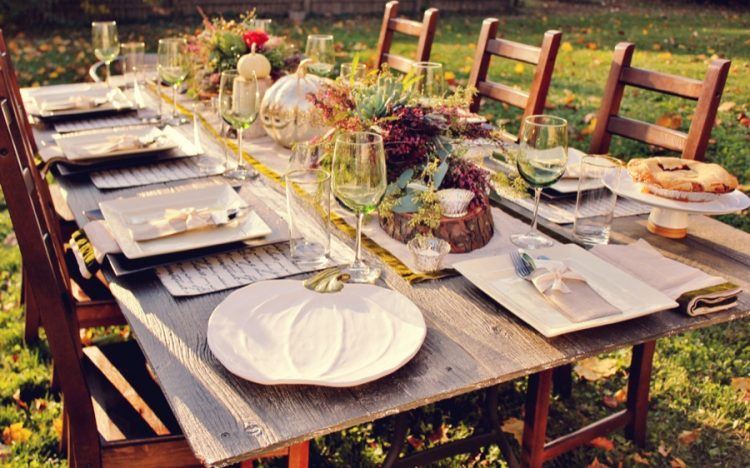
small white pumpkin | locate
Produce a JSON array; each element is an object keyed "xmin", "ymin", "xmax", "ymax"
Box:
[{"xmin": 238, "ymin": 44, "xmax": 272, "ymax": 80}]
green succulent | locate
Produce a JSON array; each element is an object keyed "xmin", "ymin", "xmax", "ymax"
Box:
[{"xmin": 352, "ymin": 74, "xmax": 415, "ymax": 121}]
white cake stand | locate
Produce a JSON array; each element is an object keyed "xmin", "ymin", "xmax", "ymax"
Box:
[{"xmin": 604, "ymin": 170, "xmax": 750, "ymax": 239}]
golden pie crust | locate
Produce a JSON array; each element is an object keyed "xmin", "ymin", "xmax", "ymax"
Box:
[{"xmin": 627, "ymin": 157, "xmax": 738, "ymax": 201}]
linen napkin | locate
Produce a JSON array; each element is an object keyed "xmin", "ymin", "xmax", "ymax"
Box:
[
  {"xmin": 69, "ymin": 221, "xmax": 121, "ymax": 279},
  {"xmin": 80, "ymin": 134, "xmax": 149, "ymax": 157},
  {"xmin": 527, "ymin": 259, "xmax": 622, "ymax": 323},
  {"xmin": 126, "ymin": 206, "xmax": 248, "ymax": 241},
  {"xmin": 38, "ymin": 95, "xmax": 106, "ymax": 113},
  {"xmin": 590, "ymin": 239, "xmax": 741, "ymax": 316}
]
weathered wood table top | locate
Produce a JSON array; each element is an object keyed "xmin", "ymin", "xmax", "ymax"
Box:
[{"xmin": 38, "ymin": 121, "xmax": 750, "ymax": 467}]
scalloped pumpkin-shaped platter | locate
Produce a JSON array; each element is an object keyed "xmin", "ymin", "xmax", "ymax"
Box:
[{"xmin": 207, "ymin": 280, "xmax": 426, "ymax": 386}]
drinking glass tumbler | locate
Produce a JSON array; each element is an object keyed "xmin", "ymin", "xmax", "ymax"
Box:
[
  {"xmin": 285, "ymin": 168, "xmax": 332, "ymax": 267},
  {"xmin": 573, "ymin": 155, "xmax": 623, "ymax": 245}
]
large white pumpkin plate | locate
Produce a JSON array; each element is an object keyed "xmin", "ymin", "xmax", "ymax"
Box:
[{"xmin": 207, "ymin": 280, "xmax": 426, "ymax": 386}]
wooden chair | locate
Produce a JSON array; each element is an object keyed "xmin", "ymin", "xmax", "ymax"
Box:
[
  {"xmin": 375, "ymin": 1, "xmax": 439, "ymax": 73},
  {"xmin": 0, "ymin": 63, "xmax": 309, "ymax": 468},
  {"xmin": 467, "ymin": 18, "xmax": 562, "ymax": 142},
  {"xmin": 0, "ymin": 29, "xmax": 125, "ymax": 344},
  {"xmin": 589, "ymin": 42, "xmax": 731, "ymax": 161}
]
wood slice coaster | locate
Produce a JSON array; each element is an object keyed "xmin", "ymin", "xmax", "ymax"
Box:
[{"xmin": 380, "ymin": 199, "xmax": 494, "ymax": 253}]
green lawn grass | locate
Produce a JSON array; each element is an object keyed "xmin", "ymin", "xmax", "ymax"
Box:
[{"xmin": 1, "ymin": 1, "xmax": 748, "ymax": 466}]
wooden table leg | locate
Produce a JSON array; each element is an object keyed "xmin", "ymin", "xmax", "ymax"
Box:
[
  {"xmin": 522, "ymin": 369, "xmax": 553, "ymax": 468},
  {"xmin": 287, "ymin": 440, "xmax": 310, "ymax": 468},
  {"xmin": 552, "ymin": 364, "xmax": 573, "ymax": 399},
  {"xmin": 624, "ymin": 341, "xmax": 656, "ymax": 447}
]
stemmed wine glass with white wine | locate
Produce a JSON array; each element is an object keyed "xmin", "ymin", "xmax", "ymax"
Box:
[
  {"xmin": 157, "ymin": 37, "xmax": 190, "ymax": 125},
  {"xmin": 219, "ymin": 70, "xmax": 260, "ymax": 180},
  {"xmin": 331, "ymin": 132, "xmax": 387, "ymax": 283},
  {"xmin": 91, "ymin": 21, "xmax": 120, "ymax": 87},
  {"xmin": 305, "ymin": 34, "xmax": 334, "ymax": 76},
  {"xmin": 510, "ymin": 115, "xmax": 568, "ymax": 249}
]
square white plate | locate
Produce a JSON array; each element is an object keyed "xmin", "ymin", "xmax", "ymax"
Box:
[
  {"xmin": 486, "ymin": 147, "xmax": 603, "ymax": 194},
  {"xmin": 100, "ymin": 185, "xmax": 272, "ymax": 259},
  {"xmin": 453, "ymin": 243, "xmax": 678, "ymax": 337},
  {"xmin": 26, "ymin": 84, "xmax": 134, "ymax": 118},
  {"xmin": 54, "ymin": 126, "xmax": 180, "ymax": 161}
]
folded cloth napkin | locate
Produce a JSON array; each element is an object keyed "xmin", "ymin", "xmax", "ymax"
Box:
[
  {"xmin": 38, "ymin": 95, "xmax": 105, "ymax": 112},
  {"xmin": 528, "ymin": 259, "xmax": 622, "ymax": 323},
  {"xmin": 590, "ymin": 239, "xmax": 741, "ymax": 316},
  {"xmin": 69, "ymin": 221, "xmax": 121, "ymax": 279},
  {"xmin": 126, "ymin": 206, "xmax": 247, "ymax": 241},
  {"xmin": 80, "ymin": 135, "xmax": 146, "ymax": 156}
]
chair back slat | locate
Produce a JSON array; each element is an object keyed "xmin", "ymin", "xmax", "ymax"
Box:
[
  {"xmin": 375, "ymin": 1, "xmax": 439, "ymax": 73},
  {"xmin": 467, "ymin": 18, "xmax": 562, "ymax": 141},
  {"xmin": 0, "ymin": 71, "xmax": 101, "ymax": 464},
  {"xmin": 589, "ymin": 42, "xmax": 730, "ymax": 161},
  {"xmin": 608, "ymin": 116, "xmax": 687, "ymax": 152},
  {"xmin": 477, "ymin": 81, "xmax": 529, "ymax": 109},
  {"xmin": 621, "ymin": 67, "xmax": 703, "ymax": 100},
  {"xmin": 486, "ymin": 38, "xmax": 541, "ymax": 65}
]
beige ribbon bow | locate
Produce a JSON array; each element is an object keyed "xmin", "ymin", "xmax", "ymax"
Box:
[{"xmin": 529, "ymin": 259, "xmax": 586, "ymax": 294}]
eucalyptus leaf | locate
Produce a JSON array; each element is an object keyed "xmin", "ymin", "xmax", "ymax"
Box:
[
  {"xmin": 392, "ymin": 192, "xmax": 419, "ymax": 213},
  {"xmin": 396, "ymin": 168, "xmax": 414, "ymax": 189},
  {"xmin": 433, "ymin": 161, "xmax": 449, "ymax": 189}
]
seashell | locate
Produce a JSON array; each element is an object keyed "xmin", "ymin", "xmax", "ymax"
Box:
[
  {"xmin": 437, "ymin": 188, "xmax": 475, "ymax": 218},
  {"xmin": 407, "ymin": 236, "xmax": 451, "ymax": 273}
]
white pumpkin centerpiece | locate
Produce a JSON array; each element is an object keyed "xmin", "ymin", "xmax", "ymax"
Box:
[
  {"xmin": 237, "ymin": 44, "xmax": 273, "ymax": 139},
  {"xmin": 260, "ymin": 59, "xmax": 329, "ymax": 148}
]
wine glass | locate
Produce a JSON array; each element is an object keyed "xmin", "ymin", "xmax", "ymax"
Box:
[
  {"xmin": 157, "ymin": 37, "xmax": 190, "ymax": 125},
  {"xmin": 247, "ymin": 18, "xmax": 272, "ymax": 32},
  {"xmin": 511, "ymin": 115, "xmax": 568, "ymax": 249},
  {"xmin": 410, "ymin": 62, "xmax": 445, "ymax": 104},
  {"xmin": 305, "ymin": 34, "xmax": 334, "ymax": 76},
  {"xmin": 122, "ymin": 41, "xmax": 145, "ymax": 105},
  {"xmin": 219, "ymin": 70, "xmax": 260, "ymax": 180},
  {"xmin": 331, "ymin": 132, "xmax": 387, "ymax": 283},
  {"xmin": 91, "ymin": 21, "xmax": 120, "ymax": 86},
  {"xmin": 340, "ymin": 62, "xmax": 367, "ymax": 84}
]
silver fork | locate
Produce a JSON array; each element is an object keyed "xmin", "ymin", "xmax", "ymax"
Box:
[{"xmin": 510, "ymin": 251, "xmax": 533, "ymax": 278}]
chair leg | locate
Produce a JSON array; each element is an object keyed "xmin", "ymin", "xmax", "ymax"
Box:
[
  {"xmin": 552, "ymin": 364, "xmax": 573, "ymax": 399},
  {"xmin": 624, "ymin": 341, "xmax": 656, "ymax": 448},
  {"xmin": 287, "ymin": 441, "xmax": 310, "ymax": 468},
  {"xmin": 382, "ymin": 412, "xmax": 409, "ymax": 467},
  {"xmin": 23, "ymin": 273, "xmax": 41, "ymax": 344},
  {"xmin": 522, "ymin": 369, "xmax": 553, "ymax": 468}
]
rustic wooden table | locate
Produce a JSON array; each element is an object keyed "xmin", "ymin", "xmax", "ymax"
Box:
[{"xmin": 39, "ymin": 123, "xmax": 750, "ymax": 467}]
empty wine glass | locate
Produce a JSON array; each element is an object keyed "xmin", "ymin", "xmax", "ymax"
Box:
[
  {"xmin": 157, "ymin": 37, "xmax": 190, "ymax": 125},
  {"xmin": 247, "ymin": 18, "xmax": 272, "ymax": 32},
  {"xmin": 511, "ymin": 115, "xmax": 569, "ymax": 249},
  {"xmin": 122, "ymin": 41, "xmax": 145, "ymax": 106},
  {"xmin": 219, "ymin": 70, "xmax": 260, "ymax": 180},
  {"xmin": 305, "ymin": 34, "xmax": 334, "ymax": 76},
  {"xmin": 410, "ymin": 61, "xmax": 445, "ymax": 104},
  {"xmin": 331, "ymin": 132, "xmax": 387, "ymax": 283},
  {"xmin": 340, "ymin": 62, "xmax": 367, "ymax": 84},
  {"xmin": 91, "ymin": 21, "xmax": 120, "ymax": 86}
]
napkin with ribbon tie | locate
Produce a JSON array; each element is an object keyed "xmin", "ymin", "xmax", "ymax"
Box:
[
  {"xmin": 528, "ymin": 259, "xmax": 622, "ymax": 323},
  {"xmin": 126, "ymin": 206, "xmax": 247, "ymax": 241}
]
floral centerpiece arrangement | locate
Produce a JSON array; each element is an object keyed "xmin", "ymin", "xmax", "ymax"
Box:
[
  {"xmin": 187, "ymin": 9, "xmax": 301, "ymax": 99},
  {"xmin": 309, "ymin": 70, "xmax": 504, "ymax": 253}
]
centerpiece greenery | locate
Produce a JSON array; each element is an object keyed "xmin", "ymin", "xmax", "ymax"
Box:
[
  {"xmin": 309, "ymin": 68, "xmax": 504, "ymax": 252},
  {"xmin": 186, "ymin": 9, "xmax": 301, "ymax": 99}
]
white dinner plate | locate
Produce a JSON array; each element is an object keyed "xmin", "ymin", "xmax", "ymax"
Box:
[
  {"xmin": 54, "ymin": 126, "xmax": 180, "ymax": 161},
  {"xmin": 99, "ymin": 184, "xmax": 272, "ymax": 259},
  {"xmin": 207, "ymin": 280, "xmax": 427, "ymax": 386},
  {"xmin": 26, "ymin": 84, "xmax": 134, "ymax": 118},
  {"xmin": 604, "ymin": 168, "xmax": 750, "ymax": 215},
  {"xmin": 487, "ymin": 147, "xmax": 602, "ymax": 193},
  {"xmin": 454, "ymin": 243, "xmax": 678, "ymax": 337}
]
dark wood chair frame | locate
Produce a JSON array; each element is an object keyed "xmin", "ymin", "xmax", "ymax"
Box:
[
  {"xmin": 589, "ymin": 42, "xmax": 731, "ymax": 161},
  {"xmin": 0, "ymin": 60, "xmax": 310, "ymax": 468},
  {"xmin": 0, "ymin": 29, "xmax": 125, "ymax": 344},
  {"xmin": 467, "ymin": 18, "xmax": 562, "ymax": 142},
  {"xmin": 375, "ymin": 1, "xmax": 439, "ymax": 74}
]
